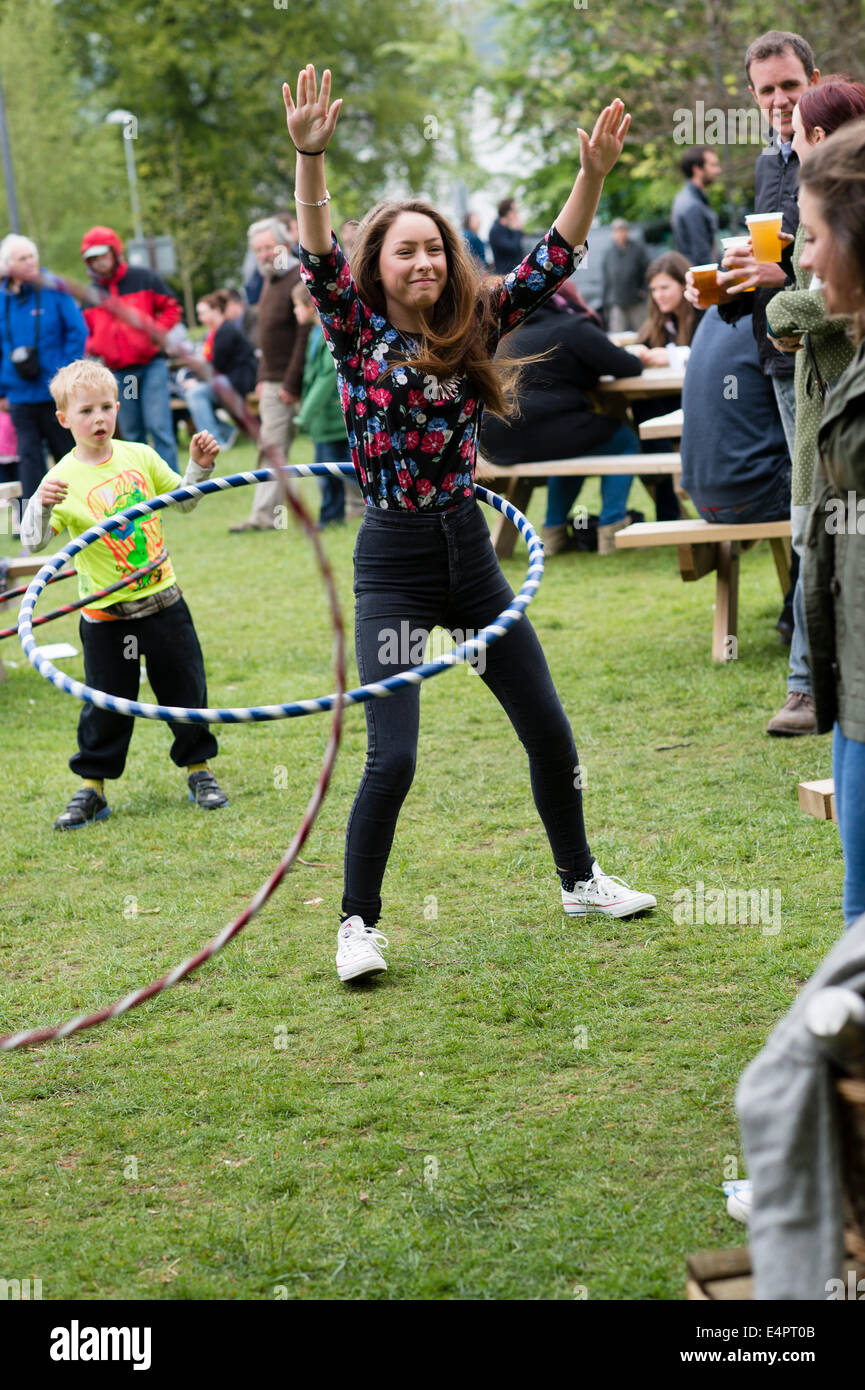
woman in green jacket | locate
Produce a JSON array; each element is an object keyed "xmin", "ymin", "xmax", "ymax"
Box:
[
  {"xmin": 292, "ymin": 278, "xmax": 353, "ymax": 525},
  {"xmin": 799, "ymin": 118, "xmax": 865, "ymax": 928}
]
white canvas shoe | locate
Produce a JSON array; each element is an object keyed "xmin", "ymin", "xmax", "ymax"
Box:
[
  {"xmin": 723, "ymin": 1179, "xmax": 752, "ymax": 1224},
  {"xmin": 562, "ymin": 861, "xmax": 657, "ymax": 919},
  {"xmin": 336, "ymin": 915, "xmax": 389, "ymax": 982}
]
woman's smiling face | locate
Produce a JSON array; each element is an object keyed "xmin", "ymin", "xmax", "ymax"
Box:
[{"xmin": 377, "ymin": 212, "xmax": 448, "ymax": 331}]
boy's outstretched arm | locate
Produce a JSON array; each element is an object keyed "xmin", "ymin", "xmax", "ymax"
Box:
[
  {"xmin": 21, "ymin": 476, "xmax": 68, "ymax": 552},
  {"xmin": 173, "ymin": 431, "xmax": 219, "ymax": 514},
  {"xmin": 554, "ymin": 99, "xmax": 631, "ymax": 250},
  {"xmin": 283, "ymin": 66, "xmax": 342, "ymax": 255}
]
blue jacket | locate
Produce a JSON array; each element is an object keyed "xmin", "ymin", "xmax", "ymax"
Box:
[
  {"xmin": 680, "ymin": 307, "xmax": 789, "ymax": 508},
  {"xmin": 0, "ymin": 271, "xmax": 87, "ymax": 404}
]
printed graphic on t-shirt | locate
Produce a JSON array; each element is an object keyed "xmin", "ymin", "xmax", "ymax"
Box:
[{"xmin": 85, "ymin": 470, "xmax": 165, "ymax": 590}]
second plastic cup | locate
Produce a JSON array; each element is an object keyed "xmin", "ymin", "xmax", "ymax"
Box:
[
  {"xmin": 720, "ymin": 235, "xmax": 756, "ymax": 293},
  {"xmin": 690, "ymin": 264, "xmax": 721, "ymax": 308}
]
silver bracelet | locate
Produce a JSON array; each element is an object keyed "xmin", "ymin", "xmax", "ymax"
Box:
[{"xmin": 294, "ymin": 189, "xmax": 331, "ymax": 207}]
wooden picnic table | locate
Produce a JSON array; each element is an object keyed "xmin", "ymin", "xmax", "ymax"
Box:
[{"xmin": 596, "ymin": 366, "xmax": 686, "ymax": 400}]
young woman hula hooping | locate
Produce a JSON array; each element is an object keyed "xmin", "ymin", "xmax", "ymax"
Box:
[{"xmin": 284, "ymin": 65, "xmax": 657, "ymax": 984}]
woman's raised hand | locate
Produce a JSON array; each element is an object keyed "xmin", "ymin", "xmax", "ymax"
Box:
[
  {"xmin": 577, "ymin": 99, "xmax": 631, "ymax": 180},
  {"xmin": 283, "ymin": 65, "xmax": 342, "ymax": 152}
]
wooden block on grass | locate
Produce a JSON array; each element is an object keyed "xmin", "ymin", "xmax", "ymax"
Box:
[{"xmin": 798, "ymin": 778, "xmax": 837, "ymax": 823}]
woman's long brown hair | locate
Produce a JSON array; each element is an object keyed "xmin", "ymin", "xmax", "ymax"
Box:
[
  {"xmin": 799, "ymin": 115, "xmax": 865, "ymax": 343},
  {"xmin": 636, "ymin": 251, "xmax": 698, "ymax": 348},
  {"xmin": 349, "ymin": 198, "xmax": 547, "ymax": 420}
]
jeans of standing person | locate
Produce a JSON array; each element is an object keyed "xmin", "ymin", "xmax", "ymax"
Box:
[
  {"xmin": 114, "ymin": 356, "xmax": 178, "ymax": 471},
  {"xmin": 247, "ymin": 382, "xmax": 297, "ymax": 528},
  {"xmin": 343, "ymin": 498, "xmax": 593, "ymax": 926},
  {"xmin": 313, "ymin": 438, "xmax": 349, "ymax": 526},
  {"xmin": 772, "ymin": 373, "xmax": 797, "ymax": 461},
  {"xmin": 696, "ymin": 465, "xmax": 791, "ymax": 524},
  {"xmin": 70, "ymin": 598, "xmax": 218, "ymax": 780},
  {"xmin": 833, "ymin": 724, "xmax": 865, "ymax": 928},
  {"xmin": 184, "ymin": 380, "xmax": 235, "ymax": 448},
  {"xmin": 8, "ymin": 399, "xmax": 74, "ymax": 512},
  {"xmin": 788, "ymin": 502, "xmax": 813, "ymax": 697},
  {"xmin": 544, "ymin": 422, "xmax": 637, "ymax": 528}
]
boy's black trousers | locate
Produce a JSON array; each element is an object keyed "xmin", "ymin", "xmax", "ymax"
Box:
[{"xmin": 70, "ymin": 597, "xmax": 218, "ymax": 780}]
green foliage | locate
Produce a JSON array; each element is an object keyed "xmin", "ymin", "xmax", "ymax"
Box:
[
  {"xmin": 487, "ymin": 0, "xmax": 865, "ymax": 229},
  {"xmin": 0, "ymin": 0, "xmax": 128, "ymax": 277},
  {"xmin": 51, "ymin": 0, "xmax": 470, "ymax": 297}
]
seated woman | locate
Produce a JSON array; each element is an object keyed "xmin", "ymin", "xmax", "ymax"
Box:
[
  {"xmin": 632, "ymin": 251, "xmax": 701, "ymax": 520},
  {"xmin": 480, "ymin": 289, "xmax": 643, "ymax": 554},
  {"xmin": 183, "ymin": 291, "xmax": 258, "ymax": 448}
]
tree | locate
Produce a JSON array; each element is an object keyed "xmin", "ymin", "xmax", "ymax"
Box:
[
  {"xmin": 0, "ymin": 0, "xmax": 127, "ymax": 277},
  {"xmin": 55, "ymin": 0, "xmax": 469, "ymax": 301},
  {"xmin": 487, "ymin": 0, "xmax": 865, "ymax": 230}
]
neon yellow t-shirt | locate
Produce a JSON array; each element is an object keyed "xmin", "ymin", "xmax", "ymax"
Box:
[{"xmin": 47, "ymin": 441, "xmax": 182, "ymax": 610}]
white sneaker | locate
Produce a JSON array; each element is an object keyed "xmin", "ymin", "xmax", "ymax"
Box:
[
  {"xmin": 562, "ymin": 860, "xmax": 657, "ymax": 919},
  {"xmin": 723, "ymin": 1179, "xmax": 752, "ymax": 1224},
  {"xmin": 336, "ymin": 915, "xmax": 389, "ymax": 982}
]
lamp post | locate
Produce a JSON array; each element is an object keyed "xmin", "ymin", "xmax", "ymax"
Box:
[{"xmin": 105, "ymin": 109, "xmax": 143, "ymax": 241}]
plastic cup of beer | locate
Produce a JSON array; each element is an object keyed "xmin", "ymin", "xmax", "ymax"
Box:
[
  {"xmin": 720, "ymin": 235, "xmax": 755, "ymax": 293},
  {"xmin": 690, "ymin": 264, "xmax": 721, "ymax": 308},
  {"xmin": 745, "ymin": 212, "xmax": 784, "ymax": 263}
]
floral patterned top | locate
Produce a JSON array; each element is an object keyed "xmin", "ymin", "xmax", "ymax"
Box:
[{"xmin": 299, "ymin": 225, "xmax": 584, "ymax": 510}]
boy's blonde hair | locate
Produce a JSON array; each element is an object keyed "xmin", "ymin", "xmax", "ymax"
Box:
[{"xmin": 50, "ymin": 360, "xmax": 118, "ymax": 414}]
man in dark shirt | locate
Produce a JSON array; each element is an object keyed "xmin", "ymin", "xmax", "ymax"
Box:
[
  {"xmin": 488, "ymin": 199, "xmax": 525, "ymax": 275},
  {"xmin": 671, "ymin": 148, "xmax": 721, "ymax": 267},
  {"xmin": 601, "ymin": 219, "xmax": 650, "ymax": 332},
  {"xmin": 706, "ymin": 29, "xmax": 820, "ymax": 736}
]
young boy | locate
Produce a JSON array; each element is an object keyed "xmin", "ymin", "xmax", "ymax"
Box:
[
  {"xmin": 20, "ymin": 359, "xmax": 229, "ymax": 828},
  {"xmin": 291, "ymin": 280, "xmax": 354, "ymax": 526}
]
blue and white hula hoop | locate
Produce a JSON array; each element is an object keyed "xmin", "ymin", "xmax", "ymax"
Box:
[{"xmin": 18, "ymin": 465, "xmax": 544, "ymax": 724}]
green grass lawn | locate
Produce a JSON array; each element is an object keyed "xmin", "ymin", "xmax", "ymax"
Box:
[{"xmin": 0, "ymin": 438, "xmax": 838, "ymax": 1300}]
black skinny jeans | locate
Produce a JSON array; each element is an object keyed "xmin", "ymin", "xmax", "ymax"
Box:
[{"xmin": 342, "ymin": 498, "xmax": 592, "ymax": 926}]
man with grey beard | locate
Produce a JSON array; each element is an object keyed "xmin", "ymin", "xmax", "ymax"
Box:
[{"xmin": 229, "ymin": 217, "xmax": 311, "ymax": 531}]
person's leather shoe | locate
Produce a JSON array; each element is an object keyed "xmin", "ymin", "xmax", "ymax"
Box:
[
  {"xmin": 766, "ymin": 692, "xmax": 817, "ymax": 737},
  {"xmin": 542, "ymin": 523, "xmax": 569, "ymax": 556}
]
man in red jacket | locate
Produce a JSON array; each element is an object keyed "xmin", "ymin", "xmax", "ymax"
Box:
[{"xmin": 80, "ymin": 226, "xmax": 182, "ymax": 470}]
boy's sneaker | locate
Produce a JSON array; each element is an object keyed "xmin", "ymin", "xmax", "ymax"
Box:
[
  {"xmin": 723, "ymin": 1179, "xmax": 752, "ymax": 1224},
  {"xmin": 336, "ymin": 915, "xmax": 389, "ymax": 982},
  {"xmin": 54, "ymin": 788, "xmax": 110, "ymax": 830},
  {"xmin": 562, "ymin": 860, "xmax": 656, "ymax": 919},
  {"xmin": 188, "ymin": 770, "xmax": 229, "ymax": 809}
]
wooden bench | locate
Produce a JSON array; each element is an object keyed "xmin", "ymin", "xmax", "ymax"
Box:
[
  {"xmin": 0, "ymin": 554, "xmax": 42, "ymax": 683},
  {"xmin": 638, "ymin": 409, "xmax": 683, "ymax": 442},
  {"xmin": 615, "ymin": 518, "xmax": 792, "ymax": 661},
  {"xmin": 475, "ymin": 453, "xmax": 682, "ymax": 559}
]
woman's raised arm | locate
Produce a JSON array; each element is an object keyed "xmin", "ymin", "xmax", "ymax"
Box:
[
  {"xmin": 283, "ymin": 65, "xmax": 343, "ymax": 255},
  {"xmin": 554, "ymin": 99, "xmax": 631, "ymax": 250}
]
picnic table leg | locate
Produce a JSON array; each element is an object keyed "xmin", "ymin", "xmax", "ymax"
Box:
[
  {"xmin": 491, "ymin": 478, "xmax": 535, "ymax": 559},
  {"xmin": 769, "ymin": 536, "xmax": 792, "ymax": 597},
  {"xmin": 712, "ymin": 540, "xmax": 740, "ymax": 662}
]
